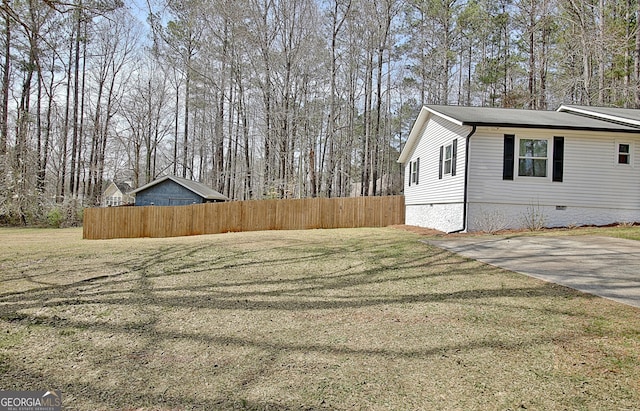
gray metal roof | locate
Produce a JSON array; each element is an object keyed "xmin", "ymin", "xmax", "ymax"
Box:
[
  {"xmin": 557, "ymin": 105, "xmax": 640, "ymax": 127},
  {"xmin": 426, "ymin": 105, "xmax": 640, "ymax": 132},
  {"xmin": 130, "ymin": 175, "xmax": 229, "ymax": 201}
]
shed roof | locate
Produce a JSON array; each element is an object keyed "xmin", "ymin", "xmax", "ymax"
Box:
[
  {"xmin": 398, "ymin": 105, "xmax": 640, "ymax": 164},
  {"xmin": 130, "ymin": 175, "xmax": 229, "ymax": 201}
]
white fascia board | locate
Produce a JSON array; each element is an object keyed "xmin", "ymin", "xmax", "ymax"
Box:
[
  {"xmin": 423, "ymin": 106, "xmax": 466, "ymax": 127},
  {"xmin": 398, "ymin": 106, "xmax": 466, "ymax": 164},
  {"xmin": 558, "ymin": 105, "xmax": 640, "ymax": 127},
  {"xmin": 398, "ymin": 107, "xmax": 428, "ymax": 164}
]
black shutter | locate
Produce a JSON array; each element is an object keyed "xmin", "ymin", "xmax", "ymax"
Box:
[
  {"xmin": 415, "ymin": 157, "xmax": 420, "ymax": 185},
  {"xmin": 451, "ymin": 139, "xmax": 458, "ymax": 176},
  {"xmin": 408, "ymin": 162, "xmax": 411, "ymax": 186},
  {"xmin": 503, "ymin": 134, "xmax": 515, "ymax": 180},
  {"xmin": 553, "ymin": 136, "xmax": 564, "ymax": 182},
  {"xmin": 439, "ymin": 146, "xmax": 444, "ymax": 180}
]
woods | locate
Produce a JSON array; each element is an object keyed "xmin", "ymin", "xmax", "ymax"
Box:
[{"xmin": 1, "ymin": 0, "xmax": 639, "ymax": 225}]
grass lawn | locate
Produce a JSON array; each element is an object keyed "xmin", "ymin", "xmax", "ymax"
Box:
[{"xmin": 0, "ymin": 226, "xmax": 638, "ymax": 410}]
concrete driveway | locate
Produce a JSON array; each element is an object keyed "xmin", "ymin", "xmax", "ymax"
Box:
[{"xmin": 425, "ymin": 235, "xmax": 640, "ymax": 308}]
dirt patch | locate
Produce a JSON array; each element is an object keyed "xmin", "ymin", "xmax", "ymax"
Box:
[
  {"xmin": 391, "ymin": 223, "xmax": 640, "ymax": 239},
  {"xmin": 389, "ymin": 224, "xmax": 529, "ymax": 237},
  {"xmin": 388, "ymin": 224, "xmax": 445, "ymax": 236}
]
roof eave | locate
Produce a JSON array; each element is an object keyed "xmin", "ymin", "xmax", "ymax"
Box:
[
  {"xmin": 557, "ymin": 105, "xmax": 640, "ymax": 128},
  {"xmin": 129, "ymin": 176, "xmax": 229, "ymax": 201},
  {"xmin": 398, "ymin": 106, "xmax": 468, "ymax": 164},
  {"xmin": 170, "ymin": 177, "xmax": 229, "ymax": 201},
  {"xmin": 397, "ymin": 107, "xmax": 429, "ymax": 164},
  {"xmin": 468, "ymin": 122, "xmax": 640, "ymax": 133},
  {"xmin": 423, "ymin": 106, "xmax": 466, "ymax": 127}
]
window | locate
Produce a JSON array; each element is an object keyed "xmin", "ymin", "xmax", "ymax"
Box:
[
  {"xmin": 504, "ymin": 135, "xmax": 563, "ymax": 181},
  {"xmin": 439, "ymin": 139, "xmax": 457, "ymax": 179},
  {"xmin": 106, "ymin": 196, "xmax": 122, "ymax": 206},
  {"xmin": 409, "ymin": 158, "xmax": 419, "ymax": 186},
  {"xmin": 444, "ymin": 144, "xmax": 452, "ymax": 174},
  {"xmin": 518, "ymin": 138, "xmax": 548, "ymax": 177},
  {"xmin": 618, "ymin": 143, "xmax": 631, "ymax": 165}
]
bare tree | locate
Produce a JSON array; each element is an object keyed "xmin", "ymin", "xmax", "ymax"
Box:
[{"xmin": 84, "ymin": 9, "xmax": 138, "ymax": 204}]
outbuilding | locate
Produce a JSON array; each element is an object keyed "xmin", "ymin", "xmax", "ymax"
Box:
[
  {"xmin": 130, "ymin": 175, "xmax": 228, "ymax": 206},
  {"xmin": 398, "ymin": 105, "xmax": 640, "ymax": 232}
]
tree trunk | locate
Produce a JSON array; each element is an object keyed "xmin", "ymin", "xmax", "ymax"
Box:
[
  {"xmin": 75, "ymin": 25, "xmax": 87, "ymax": 200},
  {"xmin": 0, "ymin": 0, "xmax": 9, "ymax": 155},
  {"xmin": 59, "ymin": 25, "xmax": 74, "ymax": 201},
  {"xmin": 597, "ymin": 0, "xmax": 605, "ymax": 105},
  {"xmin": 624, "ymin": 0, "xmax": 631, "ymax": 107},
  {"xmin": 38, "ymin": 54, "xmax": 56, "ymax": 194},
  {"xmin": 360, "ymin": 49, "xmax": 373, "ymax": 196},
  {"xmin": 69, "ymin": 1, "xmax": 83, "ymax": 198},
  {"xmin": 182, "ymin": 58, "xmax": 190, "ymax": 179},
  {"xmin": 635, "ymin": 0, "xmax": 640, "ymax": 107},
  {"xmin": 173, "ymin": 76, "xmax": 179, "ymax": 175},
  {"xmin": 528, "ymin": 1, "xmax": 536, "ymax": 109},
  {"xmin": 145, "ymin": 79, "xmax": 153, "ymax": 184}
]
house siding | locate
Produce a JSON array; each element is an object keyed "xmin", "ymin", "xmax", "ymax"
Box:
[
  {"xmin": 404, "ymin": 115, "xmax": 472, "ymax": 232},
  {"xmin": 403, "ymin": 115, "xmax": 473, "ymax": 232},
  {"xmin": 134, "ymin": 180, "xmax": 204, "ymax": 206},
  {"xmin": 467, "ymin": 127, "xmax": 640, "ymax": 229}
]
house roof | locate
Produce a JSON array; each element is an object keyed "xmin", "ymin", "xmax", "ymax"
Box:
[
  {"xmin": 130, "ymin": 175, "xmax": 229, "ymax": 201},
  {"xmin": 423, "ymin": 105, "xmax": 640, "ymax": 131},
  {"xmin": 398, "ymin": 105, "xmax": 640, "ymax": 164},
  {"xmin": 557, "ymin": 105, "xmax": 640, "ymax": 127},
  {"xmin": 114, "ymin": 181, "xmax": 132, "ymax": 194}
]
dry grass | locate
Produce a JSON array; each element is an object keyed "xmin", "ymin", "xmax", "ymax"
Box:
[{"xmin": 0, "ymin": 227, "xmax": 638, "ymax": 410}]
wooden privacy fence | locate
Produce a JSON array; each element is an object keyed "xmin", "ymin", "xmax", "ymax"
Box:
[{"xmin": 83, "ymin": 195, "xmax": 405, "ymax": 239}]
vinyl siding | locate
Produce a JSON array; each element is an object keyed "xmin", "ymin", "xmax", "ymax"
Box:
[
  {"xmin": 135, "ymin": 180, "xmax": 205, "ymax": 206},
  {"xmin": 103, "ymin": 184, "xmax": 119, "ymax": 197},
  {"xmin": 404, "ymin": 115, "xmax": 472, "ymax": 206},
  {"xmin": 468, "ymin": 127, "xmax": 640, "ymax": 210}
]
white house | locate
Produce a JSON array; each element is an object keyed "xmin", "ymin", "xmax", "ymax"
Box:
[
  {"xmin": 102, "ymin": 181, "xmax": 134, "ymax": 207},
  {"xmin": 398, "ymin": 105, "xmax": 640, "ymax": 233}
]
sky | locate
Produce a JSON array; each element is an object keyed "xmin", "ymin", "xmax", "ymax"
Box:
[{"xmin": 126, "ymin": 0, "xmax": 153, "ymax": 30}]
